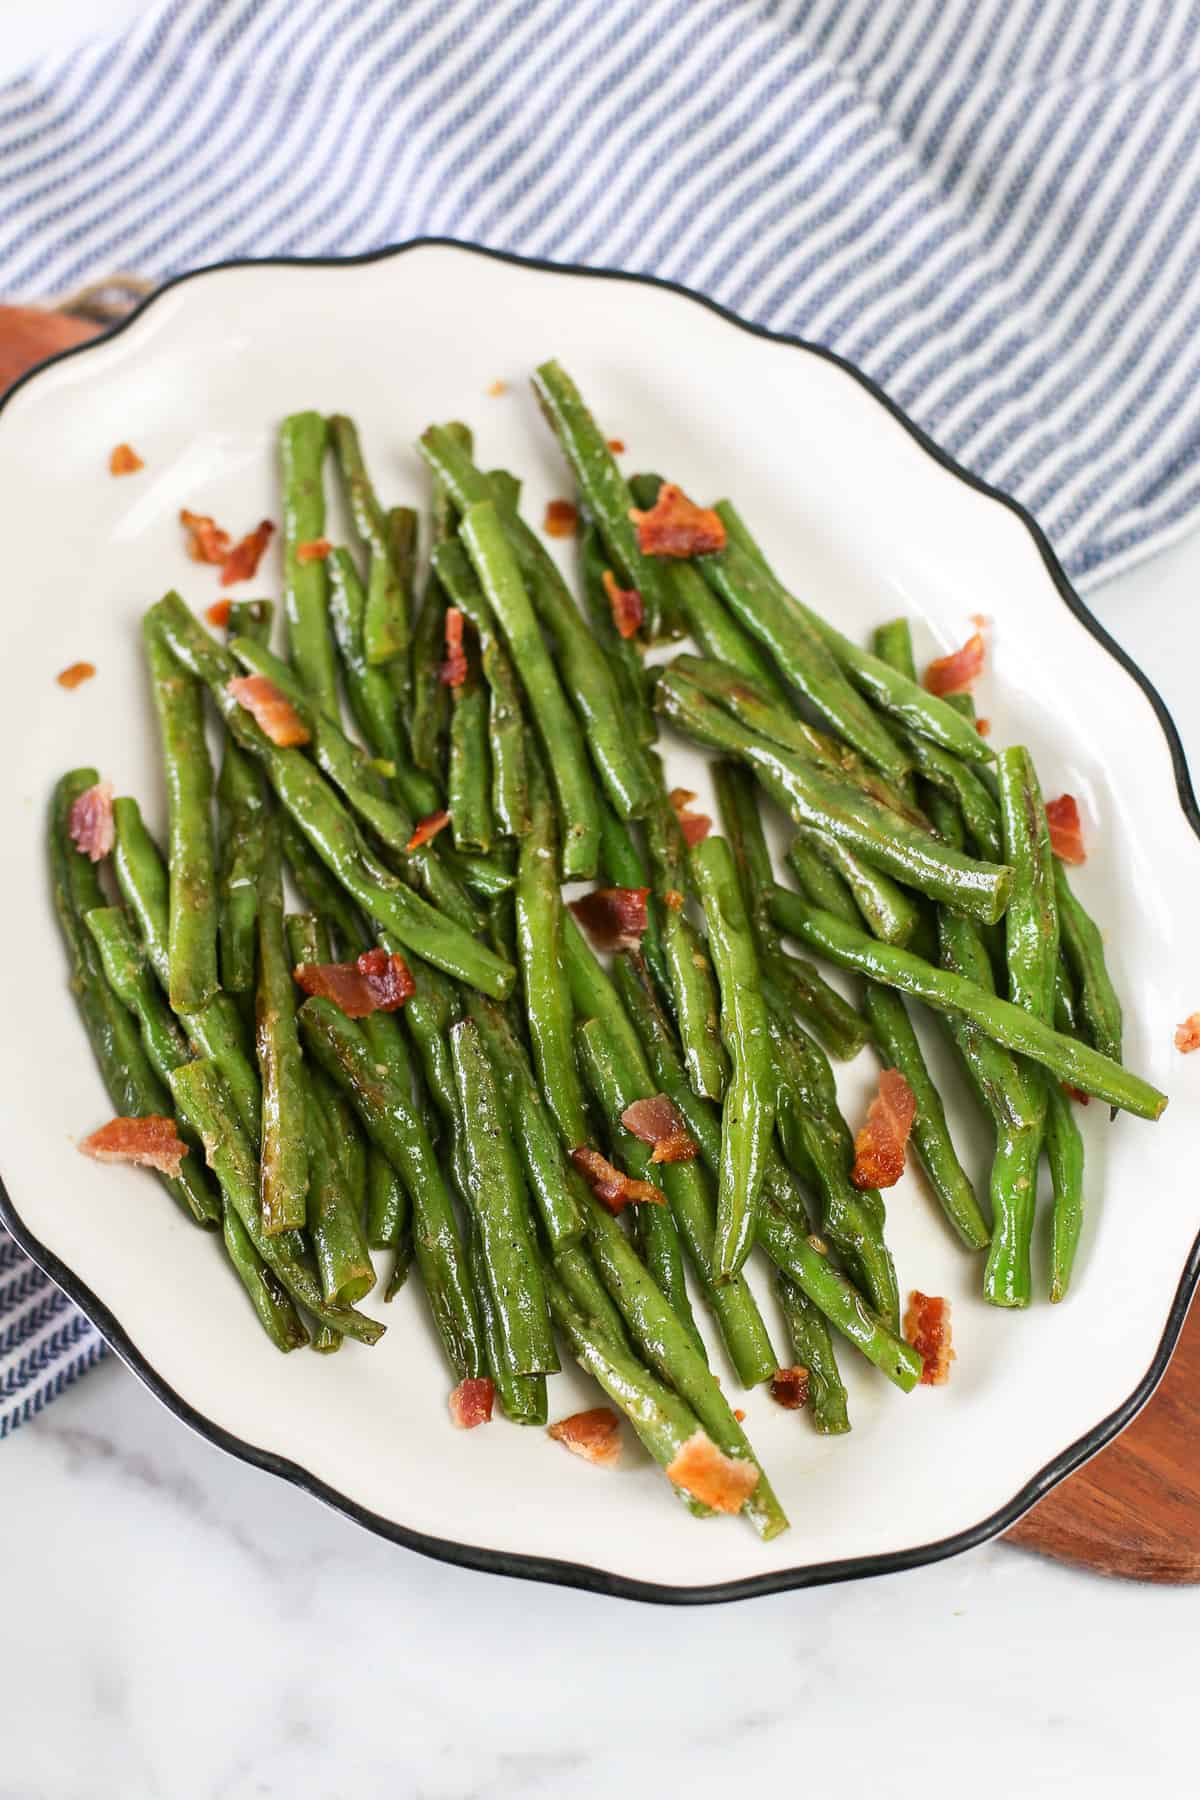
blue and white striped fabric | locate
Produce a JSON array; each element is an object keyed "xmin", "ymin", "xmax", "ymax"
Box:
[{"xmin": 3, "ymin": 0, "xmax": 1200, "ymax": 1431}]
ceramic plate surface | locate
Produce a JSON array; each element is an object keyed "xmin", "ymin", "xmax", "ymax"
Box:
[{"xmin": 2, "ymin": 243, "xmax": 1198, "ymax": 1603}]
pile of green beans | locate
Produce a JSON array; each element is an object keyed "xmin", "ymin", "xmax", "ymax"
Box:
[{"xmin": 52, "ymin": 362, "xmax": 1161, "ymax": 1539}]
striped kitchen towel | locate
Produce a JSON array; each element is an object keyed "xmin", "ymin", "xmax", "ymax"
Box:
[{"xmin": 3, "ymin": 0, "xmax": 1200, "ymax": 1430}]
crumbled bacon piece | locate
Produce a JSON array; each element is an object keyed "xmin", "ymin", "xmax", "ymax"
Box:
[
  {"xmin": 206, "ymin": 599, "xmax": 232, "ymax": 628},
  {"xmin": 569, "ymin": 885, "xmax": 650, "ymax": 952},
  {"xmin": 904, "ymin": 1291, "xmax": 954, "ymax": 1385},
  {"xmin": 439, "ymin": 607, "xmax": 468, "ymax": 688},
  {"xmin": 68, "ymin": 779, "xmax": 114, "ymax": 862},
  {"xmin": 851, "ymin": 1068, "xmax": 916, "ymax": 1190},
  {"xmin": 180, "ymin": 509, "xmax": 232, "ymax": 565},
  {"xmin": 449, "ymin": 1377, "xmax": 495, "ymax": 1428},
  {"xmin": 665, "ymin": 1431, "xmax": 760, "ymax": 1514},
  {"xmin": 976, "ymin": 717, "xmax": 991, "ymax": 737},
  {"xmin": 548, "ymin": 1408, "xmax": 622, "ymax": 1467},
  {"xmin": 406, "ymin": 809, "xmax": 451, "ymax": 851},
  {"xmin": 607, "ymin": 438, "xmax": 626, "ymax": 454},
  {"xmin": 221, "ymin": 519, "xmax": 274, "ymax": 586},
  {"xmin": 630, "ymin": 483, "xmax": 726, "ymax": 558},
  {"xmin": 294, "ymin": 947, "xmax": 415, "ymax": 1019},
  {"xmin": 769, "ymin": 1366, "xmax": 810, "ymax": 1410},
  {"xmin": 1045, "ymin": 793, "xmax": 1086, "ymax": 864},
  {"xmin": 1175, "ymin": 1014, "xmax": 1200, "ymax": 1054},
  {"xmin": 601, "ymin": 568, "xmax": 644, "ymax": 639},
  {"xmin": 108, "ymin": 443, "xmax": 143, "ymax": 475},
  {"xmin": 663, "ymin": 888, "xmax": 684, "ymax": 912},
  {"xmin": 57, "ymin": 661, "xmax": 95, "ymax": 690},
  {"xmin": 733, "ymin": 1408, "xmax": 746, "ymax": 1423},
  {"xmin": 228, "ymin": 674, "xmax": 310, "ymax": 747},
  {"xmin": 1062, "ymin": 1084, "xmax": 1090, "ymax": 1105},
  {"xmin": 620, "ymin": 1095, "xmax": 697, "ymax": 1164},
  {"xmin": 570, "ymin": 1146, "xmax": 666, "ymax": 1214},
  {"xmin": 543, "ymin": 499, "xmax": 578, "ymax": 539},
  {"xmin": 296, "ymin": 537, "xmax": 331, "ymax": 564},
  {"xmin": 923, "ymin": 631, "xmax": 985, "ymax": 697},
  {"xmin": 487, "ymin": 380, "xmax": 508, "ymax": 397},
  {"xmin": 79, "ymin": 1115, "xmax": 188, "ymax": 1178},
  {"xmin": 669, "ymin": 788, "xmax": 712, "ymax": 848}
]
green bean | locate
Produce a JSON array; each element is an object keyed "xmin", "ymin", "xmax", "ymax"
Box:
[
  {"xmin": 531, "ymin": 360, "xmax": 670, "ymax": 639},
  {"xmin": 450, "ymin": 1020, "xmax": 557, "ymax": 1375},
  {"xmin": 1055, "ymin": 860, "xmax": 1123, "ymax": 1066},
  {"xmin": 576, "ymin": 1017, "xmax": 778, "ymax": 1388},
  {"xmin": 595, "ymin": 792, "xmax": 669, "ymax": 997},
  {"xmin": 305, "ymin": 1087, "xmax": 375, "ymax": 1306},
  {"xmin": 410, "ymin": 423, "xmax": 471, "ymax": 773},
  {"xmin": 1054, "ymin": 960, "xmax": 1079, "ymax": 1037},
  {"xmin": 712, "ymin": 760, "xmax": 869, "ymax": 1060},
  {"xmin": 456, "ymin": 499, "xmax": 600, "ymax": 879},
  {"xmin": 215, "ymin": 628, "xmax": 268, "ymax": 999},
  {"xmin": 905, "ymin": 733, "xmax": 1003, "ymax": 863},
  {"xmin": 486, "ymin": 468, "xmax": 521, "ymax": 511},
  {"xmin": 297, "ymin": 996, "xmax": 485, "ymax": 1374},
  {"xmin": 873, "ymin": 618, "xmax": 916, "ymax": 678},
  {"xmin": 643, "ymin": 754, "xmax": 728, "ymax": 1099},
  {"xmin": 701, "ymin": 545, "xmax": 913, "ymax": 783},
  {"xmin": 582, "ymin": 1197, "xmax": 788, "ymax": 1538},
  {"xmin": 221, "ymin": 1207, "xmax": 309, "ymax": 1351},
  {"xmin": 768, "ymin": 887, "xmax": 1165, "ymax": 1118},
  {"xmin": 255, "ymin": 823, "xmax": 308, "ymax": 1234},
  {"xmin": 689, "ymin": 836, "xmax": 775, "ymax": 1280},
  {"xmin": 775, "ymin": 1272, "xmax": 850, "ymax": 1434},
  {"xmin": 1046, "ymin": 1081, "xmax": 1086, "ymax": 1302},
  {"xmin": 285, "ymin": 911, "xmax": 375, "ymax": 1240},
  {"xmin": 470, "ymin": 1230, "xmax": 548, "ymax": 1425},
  {"xmin": 142, "ymin": 618, "xmax": 218, "ymax": 1012},
  {"xmin": 432, "ymin": 540, "xmax": 530, "ymax": 838},
  {"xmin": 515, "ymin": 760, "xmax": 589, "ymax": 1149},
  {"xmin": 785, "ymin": 834, "xmax": 863, "ymax": 921},
  {"xmin": 169, "ymin": 1059, "xmax": 385, "ymax": 1345},
  {"xmin": 997, "ymin": 748, "xmax": 1059, "ymax": 1023},
  {"xmin": 715, "ymin": 499, "xmax": 993, "ymax": 767},
  {"xmin": 384, "ymin": 506, "xmax": 418, "ymax": 710},
  {"xmin": 280, "ymin": 410, "xmax": 338, "ymax": 715},
  {"xmin": 328, "ymin": 414, "xmax": 409, "ymax": 670},
  {"xmin": 792, "ymin": 825, "xmax": 922, "ymax": 946},
  {"xmin": 111, "ymin": 796, "xmax": 261, "ymax": 1143},
  {"xmin": 398, "ymin": 958, "xmax": 460, "ymax": 1141},
  {"xmin": 85, "ymin": 907, "xmax": 191, "ymax": 1088},
  {"xmin": 446, "ymin": 625, "xmax": 494, "ymax": 854},
  {"xmin": 441, "ymin": 844, "xmax": 516, "ymax": 901},
  {"xmin": 149, "ymin": 593, "xmax": 514, "ymax": 998},
  {"xmin": 657, "ymin": 667, "xmax": 1011, "ymax": 924},
  {"xmin": 549, "ymin": 1240, "xmax": 629, "ymax": 1348},
  {"xmin": 278, "ymin": 814, "xmax": 368, "ymax": 953},
  {"xmin": 580, "ymin": 520, "xmax": 655, "ymax": 747}
]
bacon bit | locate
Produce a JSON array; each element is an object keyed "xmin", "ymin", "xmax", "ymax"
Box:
[
  {"xmin": 57, "ymin": 661, "xmax": 95, "ymax": 690},
  {"xmin": 669, "ymin": 788, "xmax": 712, "ymax": 849},
  {"xmin": 449, "ymin": 1377, "xmax": 495, "ymax": 1428},
  {"xmin": 570, "ymin": 1146, "xmax": 666, "ymax": 1214},
  {"xmin": 630, "ymin": 483, "xmax": 727, "ymax": 559},
  {"xmin": 969, "ymin": 612, "xmax": 989, "ymax": 628},
  {"xmin": 79, "ymin": 1115, "xmax": 188, "ymax": 1178},
  {"xmin": 569, "ymin": 885, "xmax": 649, "ymax": 953},
  {"xmin": 108, "ymin": 442, "xmax": 143, "ymax": 475},
  {"xmin": 439, "ymin": 607, "xmax": 468, "ymax": 688},
  {"xmin": 68, "ymin": 779, "xmax": 114, "ymax": 862},
  {"xmin": 180, "ymin": 508, "xmax": 232, "ymax": 565},
  {"xmin": 221, "ymin": 519, "xmax": 274, "ymax": 586},
  {"xmin": 1174, "ymin": 1014, "xmax": 1200, "ymax": 1054},
  {"xmin": 923, "ymin": 631, "xmax": 985, "ymax": 697},
  {"xmin": 294, "ymin": 947, "xmax": 415, "ymax": 1019},
  {"xmin": 851, "ymin": 1068, "xmax": 917, "ymax": 1190},
  {"xmin": 620, "ymin": 1095, "xmax": 697, "ymax": 1165},
  {"xmin": 548, "ymin": 1408, "xmax": 622, "ymax": 1467},
  {"xmin": 663, "ymin": 888, "xmax": 684, "ymax": 912},
  {"xmin": 1045, "ymin": 794, "xmax": 1086, "ymax": 865},
  {"xmin": 543, "ymin": 499, "xmax": 578, "ymax": 539},
  {"xmin": 487, "ymin": 380, "xmax": 508, "ymax": 397},
  {"xmin": 733, "ymin": 1408, "xmax": 746, "ymax": 1423},
  {"xmin": 228, "ymin": 674, "xmax": 310, "ymax": 747},
  {"xmin": 296, "ymin": 537, "xmax": 331, "ymax": 564},
  {"xmin": 406, "ymin": 808, "xmax": 451, "ymax": 852},
  {"xmin": 769, "ymin": 1366, "xmax": 810, "ymax": 1410},
  {"xmin": 206, "ymin": 598, "xmax": 232, "ymax": 629},
  {"xmin": 904, "ymin": 1291, "xmax": 955, "ymax": 1386},
  {"xmin": 665, "ymin": 1431, "xmax": 760, "ymax": 1514},
  {"xmin": 975, "ymin": 717, "xmax": 991, "ymax": 737},
  {"xmin": 601, "ymin": 568, "xmax": 644, "ymax": 639},
  {"xmin": 607, "ymin": 438, "xmax": 626, "ymax": 454},
  {"xmin": 1062, "ymin": 1084, "xmax": 1090, "ymax": 1106}
]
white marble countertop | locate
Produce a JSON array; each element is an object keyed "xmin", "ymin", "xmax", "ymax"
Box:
[{"xmin": 4, "ymin": 5, "xmax": 1200, "ymax": 1795}]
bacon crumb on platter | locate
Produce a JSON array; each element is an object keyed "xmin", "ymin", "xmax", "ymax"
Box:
[
  {"xmin": 1175, "ymin": 1014, "xmax": 1200, "ymax": 1054},
  {"xmin": 543, "ymin": 499, "xmax": 578, "ymax": 538},
  {"xmin": 904, "ymin": 1291, "xmax": 954, "ymax": 1386},
  {"xmin": 180, "ymin": 509, "xmax": 231, "ymax": 565},
  {"xmin": 67, "ymin": 778, "xmax": 114, "ymax": 862},
  {"xmin": 620, "ymin": 1094, "xmax": 697, "ymax": 1164},
  {"xmin": 601, "ymin": 568, "xmax": 644, "ymax": 638},
  {"xmin": 569, "ymin": 885, "xmax": 649, "ymax": 952},
  {"xmin": 665, "ymin": 1431, "xmax": 760, "ymax": 1513},
  {"xmin": 220, "ymin": 519, "xmax": 274, "ymax": 586},
  {"xmin": 227, "ymin": 674, "xmax": 310, "ymax": 747},
  {"xmin": 669, "ymin": 788, "xmax": 712, "ymax": 848},
  {"xmin": 449, "ymin": 1377, "xmax": 495, "ymax": 1428},
  {"xmin": 606, "ymin": 437, "xmax": 626, "ymax": 454},
  {"xmin": 851, "ymin": 1068, "xmax": 916, "ymax": 1190},
  {"xmin": 630, "ymin": 483, "xmax": 726, "ymax": 558},
  {"xmin": 79, "ymin": 1115, "xmax": 189, "ymax": 1178},
  {"xmin": 923, "ymin": 630, "xmax": 985, "ymax": 697},
  {"xmin": 548, "ymin": 1408, "xmax": 622, "ymax": 1467},
  {"xmin": 293, "ymin": 948, "xmax": 415, "ymax": 1019},
  {"xmin": 769, "ymin": 1367, "xmax": 810, "ymax": 1410},
  {"xmin": 108, "ymin": 443, "xmax": 143, "ymax": 475},
  {"xmin": 1045, "ymin": 793, "xmax": 1086, "ymax": 864},
  {"xmin": 57, "ymin": 661, "xmax": 96, "ymax": 690},
  {"xmin": 570, "ymin": 1146, "xmax": 666, "ymax": 1213}
]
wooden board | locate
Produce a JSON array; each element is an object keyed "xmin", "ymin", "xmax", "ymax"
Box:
[{"xmin": 1005, "ymin": 1295, "xmax": 1200, "ymax": 1581}]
